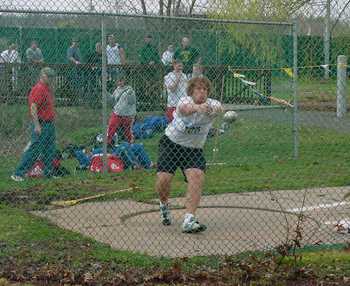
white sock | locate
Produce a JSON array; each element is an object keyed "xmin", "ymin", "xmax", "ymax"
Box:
[
  {"xmin": 159, "ymin": 201, "xmax": 168, "ymax": 207},
  {"xmin": 184, "ymin": 213, "xmax": 194, "ymax": 223}
]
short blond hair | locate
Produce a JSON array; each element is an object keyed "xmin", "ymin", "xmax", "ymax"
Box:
[{"xmin": 187, "ymin": 77, "xmax": 211, "ymax": 97}]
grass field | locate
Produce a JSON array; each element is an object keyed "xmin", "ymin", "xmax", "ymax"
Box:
[
  {"xmin": 272, "ymin": 77, "xmax": 350, "ymax": 111},
  {"xmin": 1, "ymin": 204, "xmax": 349, "ymax": 284},
  {"xmin": 2, "ymin": 105, "xmax": 350, "ymax": 210},
  {"xmin": 2, "ymin": 92, "xmax": 350, "ymax": 206},
  {"xmin": 1, "ymin": 78, "xmax": 350, "ymax": 284}
]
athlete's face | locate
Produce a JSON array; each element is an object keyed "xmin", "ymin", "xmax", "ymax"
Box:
[
  {"xmin": 192, "ymin": 84, "xmax": 208, "ymax": 104},
  {"xmin": 173, "ymin": 62, "xmax": 183, "ymax": 72}
]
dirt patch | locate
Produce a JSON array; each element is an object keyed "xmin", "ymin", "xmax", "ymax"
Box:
[
  {"xmin": 34, "ymin": 187, "xmax": 350, "ymax": 258},
  {"xmin": 299, "ymin": 101, "xmax": 335, "ymax": 112}
]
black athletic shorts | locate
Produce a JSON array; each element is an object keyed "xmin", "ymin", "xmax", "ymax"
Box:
[{"xmin": 157, "ymin": 135, "xmax": 206, "ymax": 174}]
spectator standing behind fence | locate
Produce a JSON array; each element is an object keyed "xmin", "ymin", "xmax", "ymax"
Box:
[
  {"xmin": 66, "ymin": 38, "xmax": 82, "ymax": 98},
  {"xmin": 138, "ymin": 34, "xmax": 161, "ymax": 110},
  {"xmin": 11, "ymin": 67, "xmax": 57, "ymax": 182},
  {"xmin": 67, "ymin": 38, "xmax": 81, "ymax": 65},
  {"xmin": 164, "ymin": 59, "xmax": 187, "ymax": 123},
  {"xmin": 26, "ymin": 41, "xmax": 44, "ymax": 64},
  {"xmin": 174, "ymin": 37, "xmax": 201, "ymax": 76},
  {"xmin": 26, "ymin": 40, "xmax": 44, "ymax": 87},
  {"xmin": 106, "ymin": 35, "xmax": 126, "ymax": 85},
  {"xmin": 1, "ymin": 43, "xmax": 20, "ymax": 64},
  {"xmin": 155, "ymin": 77, "xmax": 223, "ymax": 233},
  {"xmin": 1, "ymin": 43, "xmax": 21, "ymax": 94},
  {"xmin": 187, "ymin": 64, "xmax": 204, "ymax": 80},
  {"xmin": 107, "ymin": 72, "xmax": 136, "ymax": 146},
  {"xmin": 86, "ymin": 42, "xmax": 102, "ymax": 103},
  {"xmin": 161, "ymin": 44, "xmax": 174, "ymax": 74}
]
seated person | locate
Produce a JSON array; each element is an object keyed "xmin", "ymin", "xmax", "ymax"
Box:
[{"xmin": 73, "ymin": 142, "xmax": 153, "ymax": 170}]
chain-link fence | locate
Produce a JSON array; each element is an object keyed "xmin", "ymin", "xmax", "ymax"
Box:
[{"xmin": 0, "ymin": 0, "xmax": 349, "ymax": 258}]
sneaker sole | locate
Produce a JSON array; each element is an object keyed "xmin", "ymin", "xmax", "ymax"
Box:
[
  {"xmin": 182, "ymin": 224, "xmax": 207, "ymax": 233},
  {"xmin": 11, "ymin": 175, "xmax": 24, "ymax": 182},
  {"xmin": 162, "ymin": 219, "xmax": 172, "ymax": 226}
]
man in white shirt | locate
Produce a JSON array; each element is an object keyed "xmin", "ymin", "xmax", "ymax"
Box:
[
  {"xmin": 1, "ymin": 43, "xmax": 21, "ymax": 93},
  {"xmin": 155, "ymin": 76, "xmax": 223, "ymax": 233},
  {"xmin": 106, "ymin": 34, "xmax": 126, "ymax": 84},
  {"xmin": 164, "ymin": 59, "xmax": 188, "ymax": 123},
  {"xmin": 187, "ymin": 63, "xmax": 204, "ymax": 80},
  {"xmin": 1, "ymin": 43, "xmax": 20, "ymax": 64},
  {"xmin": 161, "ymin": 44, "xmax": 175, "ymax": 74},
  {"xmin": 161, "ymin": 45, "xmax": 174, "ymax": 65}
]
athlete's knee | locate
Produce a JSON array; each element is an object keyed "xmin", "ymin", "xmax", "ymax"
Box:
[{"xmin": 156, "ymin": 172, "xmax": 173, "ymax": 187}]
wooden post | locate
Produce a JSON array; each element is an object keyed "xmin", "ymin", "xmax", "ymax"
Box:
[{"xmin": 336, "ymin": 55, "xmax": 348, "ymax": 118}]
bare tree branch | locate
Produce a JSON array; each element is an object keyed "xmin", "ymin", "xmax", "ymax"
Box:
[
  {"xmin": 331, "ymin": 0, "xmax": 350, "ymax": 34},
  {"xmin": 166, "ymin": 0, "xmax": 172, "ymax": 16},
  {"xmin": 188, "ymin": 0, "xmax": 196, "ymax": 15},
  {"xmin": 159, "ymin": 0, "xmax": 164, "ymax": 15},
  {"xmin": 175, "ymin": 0, "xmax": 182, "ymax": 16},
  {"xmin": 140, "ymin": 0, "xmax": 147, "ymax": 15}
]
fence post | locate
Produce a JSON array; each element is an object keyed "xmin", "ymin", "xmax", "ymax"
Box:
[
  {"xmin": 336, "ymin": 55, "xmax": 348, "ymax": 118},
  {"xmin": 292, "ymin": 20, "xmax": 299, "ymax": 160},
  {"xmin": 323, "ymin": 0, "xmax": 331, "ymax": 80},
  {"xmin": 101, "ymin": 16, "xmax": 108, "ymax": 173}
]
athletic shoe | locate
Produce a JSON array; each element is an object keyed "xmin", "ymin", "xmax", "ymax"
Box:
[
  {"xmin": 160, "ymin": 203, "xmax": 172, "ymax": 226},
  {"xmin": 182, "ymin": 217, "xmax": 207, "ymax": 233},
  {"xmin": 10, "ymin": 175, "xmax": 24, "ymax": 182}
]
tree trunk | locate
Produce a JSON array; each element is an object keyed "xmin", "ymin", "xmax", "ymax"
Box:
[
  {"xmin": 166, "ymin": 0, "xmax": 172, "ymax": 16},
  {"xmin": 188, "ymin": 0, "xmax": 196, "ymax": 15},
  {"xmin": 140, "ymin": 0, "xmax": 147, "ymax": 15},
  {"xmin": 174, "ymin": 0, "xmax": 181, "ymax": 16},
  {"xmin": 159, "ymin": 0, "xmax": 164, "ymax": 15}
]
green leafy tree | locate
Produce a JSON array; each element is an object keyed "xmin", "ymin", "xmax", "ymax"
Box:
[{"xmin": 208, "ymin": 0, "xmax": 311, "ymax": 66}]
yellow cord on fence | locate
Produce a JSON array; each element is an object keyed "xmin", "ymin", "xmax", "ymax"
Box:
[
  {"xmin": 229, "ymin": 63, "xmax": 349, "ymax": 75},
  {"xmin": 223, "ymin": 63, "xmax": 347, "ymax": 107}
]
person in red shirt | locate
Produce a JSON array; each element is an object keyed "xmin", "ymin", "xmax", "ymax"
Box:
[{"xmin": 11, "ymin": 67, "xmax": 57, "ymax": 181}]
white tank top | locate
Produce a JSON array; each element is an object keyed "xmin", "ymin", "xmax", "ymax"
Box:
[
  {"xmin": 164, "ymin": 71, "xmax": 188, "ymax": 107},
  {"xmin": 106, "ymin": 44, "xmax": 121, "ymax": 65},
  {"xmin": 165, "ymin": 96, "xmax": 222, "ymax": 148}
]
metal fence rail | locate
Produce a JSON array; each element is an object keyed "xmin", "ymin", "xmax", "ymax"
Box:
[{"xmin": 0, "ymin": 0, "xmax": 349, "ymax": 258}]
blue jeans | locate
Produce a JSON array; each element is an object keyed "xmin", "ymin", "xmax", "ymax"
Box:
[{"xmin": 15, "ymin": 122, "xmax": 56, "ymax": 177}]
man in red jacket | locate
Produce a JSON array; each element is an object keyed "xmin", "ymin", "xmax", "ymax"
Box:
[{"xmin": 11, "ymin": 67, "xmax": 57, "ymax": 182}]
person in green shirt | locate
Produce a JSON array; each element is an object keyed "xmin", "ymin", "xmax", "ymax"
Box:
[
  {"xmin": 86, "ymin": 42, "xmax": 102, "ymax": 104},
  {"xmin": 138, "ymin": 34, "xmax": 161, "ymax": 110},
  {"xmin": 174, "ymin": 37, "xmax": 201, "ymax": 75},
  {"xmin": 139, "ymin": 34, "xmax": 160, "ymax": 65}
]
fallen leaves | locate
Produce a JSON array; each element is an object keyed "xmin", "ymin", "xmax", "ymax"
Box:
[{"xmin": 1, "ymin": 243, "xmax": 350, "ymax": 286}]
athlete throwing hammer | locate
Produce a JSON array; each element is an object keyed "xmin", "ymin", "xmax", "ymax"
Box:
[{"xmin": 155, "ymin": 77, "xmax": 223, "ymax": 233}]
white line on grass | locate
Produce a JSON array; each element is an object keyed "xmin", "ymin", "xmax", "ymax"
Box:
[
  {"xmin": 287, "ymin": 201, "xmax": 350, "ymax": 213},
  {"xmin": 206, "ymin": 162, "xmax": 227, "ymax": 166},
  {"xmin": 324, "ymin": 219, "xmax": 350, "ymax": 225}
]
